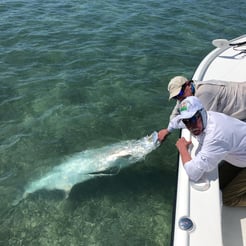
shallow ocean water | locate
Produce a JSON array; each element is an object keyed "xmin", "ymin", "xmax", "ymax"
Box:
[{"xmin": 0, "ymin": 0, "xmax": 245, "ymax": 245}]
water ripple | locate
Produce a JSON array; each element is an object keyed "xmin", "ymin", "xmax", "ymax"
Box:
[
  {"xmin": 0, "ymin": 133, "xmax": 30, "ymax": 152},
  {"xmin": 0, "ymin": 0, "xmax": 245, "ymax": 245}
]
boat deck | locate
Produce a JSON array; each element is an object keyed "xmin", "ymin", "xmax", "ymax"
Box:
[{"xmin": 194, "ymin": 35, "xmax": 246, "ymax": 82}]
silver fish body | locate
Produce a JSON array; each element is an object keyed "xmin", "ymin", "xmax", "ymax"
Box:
[{"xmin": 19, "ymin": 132, "xmax": 160, "ymax": 202}]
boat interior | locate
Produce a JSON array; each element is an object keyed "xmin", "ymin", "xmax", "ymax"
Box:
[
  {"xmin": 222, "ymin": 206, "xmax": 246, "ymax": 246},
  {"xmin": 219, "ymin": 161, "xmax": 246, "ymax": 246}
]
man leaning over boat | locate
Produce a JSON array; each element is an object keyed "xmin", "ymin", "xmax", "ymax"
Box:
[
  {"xmin": 163, "ymin": 96, "xmax": 246, "ymax": 206},
  {"xmin": 158, "ymin": 75, "xmax": 246, "ymax": 142}
]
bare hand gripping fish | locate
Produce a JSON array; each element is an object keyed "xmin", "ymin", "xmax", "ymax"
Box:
[{"xmin": 14, "ymin": 132, "xmax": 160, "ymax": 204}]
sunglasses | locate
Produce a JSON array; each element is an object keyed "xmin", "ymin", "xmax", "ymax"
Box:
[
  {"xmin": 173, "ymin": 83, "xmax": 187, "ymax": 99},
  {"xmin": 173, "ymin": 80, "xmax": 194, "ymax": 100},
  {"xmin": 182, "ymin": 112, "xmax": 200, "ymax": 126}
]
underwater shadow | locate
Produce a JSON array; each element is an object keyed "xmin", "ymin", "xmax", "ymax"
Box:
[{"xmin": 68, "ymin": 167, "xmax": 177, "ymax": 203}]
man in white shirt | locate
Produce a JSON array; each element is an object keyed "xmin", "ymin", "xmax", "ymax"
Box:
[
  {"xmin": 172, "ymin": 96, "xmax": 246, "ymax": 206},
  {"xmin": 158, "ymin": 76, "xmax": 246, "ymax": 142}
]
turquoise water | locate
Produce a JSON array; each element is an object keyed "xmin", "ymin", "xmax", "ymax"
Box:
[{"xmin": 0, "ymin": 0, "xmax": 245, "ymax": 245}]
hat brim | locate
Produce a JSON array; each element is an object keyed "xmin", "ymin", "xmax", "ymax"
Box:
[
  {"xmin": 176, "ymin": 111, "xmax": 196, "ymax": 123},
  {"xmin": 169, "ymin": 88, "xmax": 182, "ymax": 99}
]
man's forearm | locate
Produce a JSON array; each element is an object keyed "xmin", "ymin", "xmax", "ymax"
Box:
[{"xmin": 179, "ymin": 147, "xmax": 192, "ymax": 165}]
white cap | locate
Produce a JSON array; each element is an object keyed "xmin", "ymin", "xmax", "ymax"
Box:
[{"xmin": 177, "ymin": 96, "xmax": 204, "ymax": 121}]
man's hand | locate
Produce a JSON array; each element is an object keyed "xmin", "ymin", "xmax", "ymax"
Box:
[
  {"xmin": 175, "ymin": 137, "xmax": 192, "ymax": 164},
  {"xmin": 176, "ymin": 137, "xmax": 192, "ymax": 152},
  {"xmin": 158, "ymin": 128, "xmax": 170, "ymax": 142}
]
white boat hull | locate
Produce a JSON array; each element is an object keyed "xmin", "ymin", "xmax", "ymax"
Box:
[{"xmin": 172, "ymin": 34, "xmax": 246, "ymax": 246}]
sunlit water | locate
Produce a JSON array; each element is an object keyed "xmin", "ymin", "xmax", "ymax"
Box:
[{"xmin": 0, "ymin": 0, "xmax": 245, "ymax": 245}]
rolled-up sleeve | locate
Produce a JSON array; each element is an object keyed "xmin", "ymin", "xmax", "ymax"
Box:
[
  {"xmin": 167, "ymin": 117, "xmax": 185, "ymax": 132},
  {"xmin": 184, "ymin": 158, "xmax": 205, "ymax": 182},
  {"xmin": 184, "ymin": 139, "xmax": 230, "ymax": 181}
]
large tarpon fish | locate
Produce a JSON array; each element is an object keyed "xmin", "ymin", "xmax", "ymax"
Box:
[{"xmin": 15, "ymin": 132, "xmax": 160, "ymax": 204}]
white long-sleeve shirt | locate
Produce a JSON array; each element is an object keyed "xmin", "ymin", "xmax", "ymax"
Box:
[{"xmin": 184, "ymin": 111, "xmax": 246, "ymax": 181}]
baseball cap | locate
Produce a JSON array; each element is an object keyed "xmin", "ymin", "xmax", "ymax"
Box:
[
  {"xmin": 177, "ymin": 96, "xmax": 204, "ymax": 122},
  {"xmin": 168, "ymin": 76, "xmax": 188, "ymax": 99}
]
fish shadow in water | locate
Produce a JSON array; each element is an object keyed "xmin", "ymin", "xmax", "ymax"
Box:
[
  {"xmin": 16, "ymin": 167, "xmax": 176, "ymax": 204},
  {"xmin": 68, "ymin": 168, "xmax": 176, "ymax": 203}
]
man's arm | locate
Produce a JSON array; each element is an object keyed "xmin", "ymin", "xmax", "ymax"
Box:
[
  {"xmin": 158, "ymin": 128, "xmax": 170, "ymax": 142},
  {"xmin": 158, "ymin": 115, "xmax": 186, "ymax": 142}
]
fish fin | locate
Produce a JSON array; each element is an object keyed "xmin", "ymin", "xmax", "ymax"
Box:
[
  {"xmin": 89, "ymin": 165, "xmax": 121, "ymax": 176},
  {"xmin": 64, "ymin": 191, "xmax": 70, "ymax": 199},
  {"xmin": 63, "ymin": 186, "xmax": 72, "ymax": 199},
  {"xmin": 12, "ymin": 196, "xmax": 22, "ymax": 206}
]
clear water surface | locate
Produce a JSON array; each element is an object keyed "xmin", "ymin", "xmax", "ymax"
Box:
[{"xmin": 0, "ymin": 0, "xmax": 245, "ymax": 245}]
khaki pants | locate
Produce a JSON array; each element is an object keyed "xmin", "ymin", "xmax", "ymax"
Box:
[{"xmin": 222, "ymin": 168, "xmax": 246, "ymax": 207}]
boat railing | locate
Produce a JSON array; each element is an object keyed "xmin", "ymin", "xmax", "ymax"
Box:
[{"xmin": 172, "ymin": 129, "xmax": 223, "ymax": 246}]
